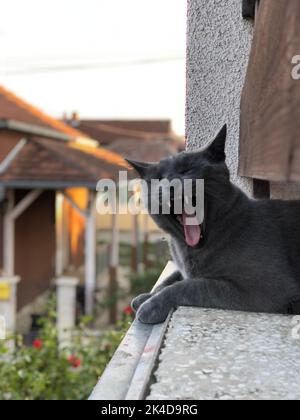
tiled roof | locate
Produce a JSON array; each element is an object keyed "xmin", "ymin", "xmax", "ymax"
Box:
[
  {"xmin": 0, "ymin": 86, "xmax": 88, "ymax": 140},
  {"xmin": 70, "ymin": 119, "xmax": 173, "ymax": 145},
  {"xmin": 0, "ymin": 137, "xmax": 129, "ymax": 188},
  {"xmin": 70, "ymin": 141, "xmax": 128, "ymax": 168},
  {"xmin": 66, "ymin": 119, "xmax": 185, "ymax": 162},
  {"xmin": 106, "ymin": 138, "xmax": 179, "ymax": 162}
]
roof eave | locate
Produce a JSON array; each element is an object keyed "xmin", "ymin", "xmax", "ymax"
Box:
[
  {"xmin": 0, "ymin": 180, "xmax": 98, "ymax": 190},
  {"xmin": 0, "ymin": 119, "xmax": 73, "ymax": 142}
]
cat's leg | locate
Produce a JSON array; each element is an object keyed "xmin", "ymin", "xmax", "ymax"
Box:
[
  {"xmin": 136, "ymin": 277, "xmax": 249, "ymax": 324},
  {"xmin": 154, "ymin": 270, "xmax": 183, "ymax": 293},
  {"xmin": 131, "ymin": 270, "xmax": 183, "ymax": 312}
]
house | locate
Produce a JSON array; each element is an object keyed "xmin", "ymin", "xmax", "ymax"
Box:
[
  {"xmin": 0, "ymin": 86, "xmax": 128, "ymax": 324},
  {"xmin": 65, "ymin": 116, "xmax": 185, "ymax": 161}
]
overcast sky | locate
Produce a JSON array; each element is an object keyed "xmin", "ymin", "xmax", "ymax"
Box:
[{"xmin": 0, "ymin": 0, "xmax": 187, "ymax": 134}]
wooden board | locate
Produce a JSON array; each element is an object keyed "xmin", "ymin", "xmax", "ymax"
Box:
[{"xmin": 239, "ymin": 0, "xmax": 300, "ymax": 182}]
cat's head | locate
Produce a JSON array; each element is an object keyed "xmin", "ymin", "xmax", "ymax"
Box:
[{"xmin": 126, "ymin": 125, "xmax": 229, "ymax": 248}]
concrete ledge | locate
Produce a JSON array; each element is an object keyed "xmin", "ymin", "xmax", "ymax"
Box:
[
  {"xmin": 90, "ymin": 266, "xmax": 300, "ymax": 400},
  {"xmin": 148, "ymin": 307, "xmax": 300, "ymax": 400}
]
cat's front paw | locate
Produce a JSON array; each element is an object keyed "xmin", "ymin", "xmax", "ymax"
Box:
[
  {"xmin": 136, "ymin": 296, "xmax": 171, "ymax": 324},
  {"xmin": 131, "ymin": 293, "xmax": 152, "ymax": 312}
]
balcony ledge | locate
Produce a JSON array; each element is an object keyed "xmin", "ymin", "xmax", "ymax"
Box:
[{"xmin": 90, "ymin": 263, "xmax": 300, "ymax": 400}]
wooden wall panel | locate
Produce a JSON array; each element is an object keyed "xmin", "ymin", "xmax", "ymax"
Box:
[
  {"xmin": 15, "ymin": 190, "xmax": 55, "ymax": 309},
  {"xmin": 239, "ymin": 0, "xmax": 300, "ymax": 182}
]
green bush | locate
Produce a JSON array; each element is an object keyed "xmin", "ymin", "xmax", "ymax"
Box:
[{"xmin": 0, "ymin": 299, "xmax": 132, "ymax": 400}]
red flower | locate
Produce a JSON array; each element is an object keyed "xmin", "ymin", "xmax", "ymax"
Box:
[
  {"xmin": 33, "ymin": 339, "xmax": 42, "ymax": 350},
  {"xmin": 68, "ymin": 355, "xmax": 81, "ymax": 368},
  {"xmin": 123, "ymin": 306, "xmax": 134, "ymax": 316}
]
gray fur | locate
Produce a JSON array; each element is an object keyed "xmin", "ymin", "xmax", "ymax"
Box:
[{"xmin": 128, "ymin": 125, "xmax": 300, "ymax": 324}]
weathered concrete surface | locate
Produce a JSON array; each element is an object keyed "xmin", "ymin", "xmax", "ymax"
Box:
[
  {"xmin": 186, "ymin": 0, "xmax": 253, "ymax": 195},
  {"xmin": 148, "ymin": 307, "xmax": 300, "ymax": 400}
]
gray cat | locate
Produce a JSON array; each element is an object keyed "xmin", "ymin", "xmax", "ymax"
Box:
[{"xmin": 127, "ymin": 125, "xmax": 300, "ymax": 324}]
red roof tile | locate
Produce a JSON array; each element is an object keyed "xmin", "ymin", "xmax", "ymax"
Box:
[
  {"xmin": 66, "ymin": 119, "xmax": 185, "ymax": 161},
  {"xmin": 0, "ymin": 86, "xmax": 88, "ymax": 139},
  {"xmin": 106, "ymin": 138, "xmax": 179, "ymax": 162},
  {"xmin": 0, "ymin": 137, "xmax": 129, "ymax": 188},
  {"xmin": 70, "ymin": 119, "xmax": 173, "ymax": 145}
]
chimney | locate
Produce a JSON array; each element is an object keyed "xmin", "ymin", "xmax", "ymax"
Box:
[
  {"xmin": 70, "ymin": 111, "xmax": 80, "ymax": 127},
  {"xmin": 62, "ymin": 112, "xmax": 68, "ymax": 123}
]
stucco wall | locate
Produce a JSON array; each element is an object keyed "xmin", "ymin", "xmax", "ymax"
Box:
[{"xmin": 186, "ymin": 0, "xmax": 253, "ymax": 195}]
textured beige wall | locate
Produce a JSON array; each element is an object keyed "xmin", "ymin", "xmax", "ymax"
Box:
[{"xmin": 186, "ymin": 0, "xmax": 254, "ymax": 196}]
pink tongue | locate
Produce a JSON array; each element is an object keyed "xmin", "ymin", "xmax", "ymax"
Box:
[{"xmin": 182, "ymin": 212, "xmax": 201, "ymax": 247}]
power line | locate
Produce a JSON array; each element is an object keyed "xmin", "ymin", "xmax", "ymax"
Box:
[{"xmin": 1, "ymin": 56, "xmax": 185, "ymax": 76}]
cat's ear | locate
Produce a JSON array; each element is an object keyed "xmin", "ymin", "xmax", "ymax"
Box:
[
  {"xmin": 205, "ymin": 124, "xmax": 227, "ymax": 162},
  {"xmin": 125, "ymin": 158, "xmax": 153, "ymax": 177}
]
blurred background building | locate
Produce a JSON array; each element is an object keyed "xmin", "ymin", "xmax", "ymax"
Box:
[{"xmin": 0, "ymin": 0, "xmax": 186, "ymax": 337}]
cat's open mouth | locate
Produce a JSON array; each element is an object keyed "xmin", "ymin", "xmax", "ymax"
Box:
[
  {"xmin": 158, "ymin": 194, "xmax": 204, "ymax": 248},
  {"xmin": 176, "ymin": 212, "xmax": 202, "ymax": 247},
  {"xmin": 167, "ymin": 195, "xmax": 203, "ymax": 247}
]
